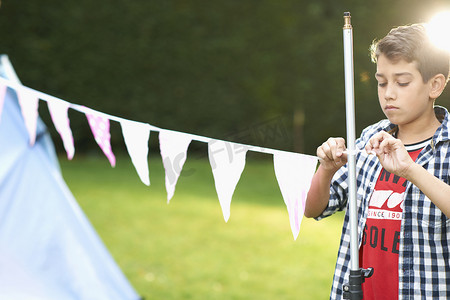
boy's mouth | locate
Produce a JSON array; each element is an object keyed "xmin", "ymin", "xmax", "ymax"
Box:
[{"xmin": 385, "ymin": 105, "xmax": 398, "ymax": 111}]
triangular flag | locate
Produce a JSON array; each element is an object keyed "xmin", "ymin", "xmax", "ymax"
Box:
[
  {"xmin": 85, "ymin": 111, "xmax": 116, "ymax": 167},
  {"xmin": 208, "ymin": 140, "xmax": 248, "ymax": 222},
  {"xmin": 0, "ymin": 83, "xmax": 6, "ymax": 122},
  {"xmin": 48, "ymin": 100, "xmax": 75, "ymax": 160},
  {"xmin": 159, "ymin": 130, "xmax": 192, "ymax": 203},
  {"xmin": 120, "ymin": 120, "xmax": 151, "ymax": 186},
  {"xmin": 17, "ymin": 88, "xmax": 39, "ymax": 146},
  {"xmin": 273, "ymin": 151, "xmax": 318, "ymax": 240}
]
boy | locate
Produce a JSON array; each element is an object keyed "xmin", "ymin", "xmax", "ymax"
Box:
[{"xmin": 304, "ymin": 24, "xmax": 450, "ymax": 299}]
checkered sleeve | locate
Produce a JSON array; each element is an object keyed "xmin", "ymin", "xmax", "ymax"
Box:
[
  {"xmin": 398, "ymin": 131, "xmax": 450, "ymax": 298},
  {"xmin": 315, "ymin": 119, "xmax": 391, "ymax": 221},
  {"xmin": 314, "ymin": 119, "xmax": 393, "ymax": 299}
]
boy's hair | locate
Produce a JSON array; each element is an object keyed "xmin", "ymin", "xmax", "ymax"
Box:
[{"xmin": 370, "ymin": 23, "xmax": 450, "ymax": 83}]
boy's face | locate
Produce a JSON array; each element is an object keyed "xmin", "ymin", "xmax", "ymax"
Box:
[{"xmin": 375, "ymin": 54, "xmax": 434, "ymax": 127}]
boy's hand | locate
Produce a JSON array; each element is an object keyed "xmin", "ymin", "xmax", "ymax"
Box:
[
  {"xmin": 365, "ymin": 131, "xmax": 414, "ymax": 178},
  {"xmin": 317, "ymin": 137, "xmax": 347, "ymax": 172}
]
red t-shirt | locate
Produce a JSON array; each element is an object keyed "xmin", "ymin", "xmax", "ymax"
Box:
[{"xmin": 359, "ymin": 142, "xmax": 425, "ymax": 300}]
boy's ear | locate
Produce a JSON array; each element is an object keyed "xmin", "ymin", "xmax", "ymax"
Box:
[{"xmin": 429, "ymin": 74, "xmax": 447, "ymax": 99}]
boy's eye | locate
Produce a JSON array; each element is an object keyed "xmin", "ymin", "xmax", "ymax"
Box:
[
  {"xmin": 378, "ymin": 82, "xmax": 387, "ymax": 87},
  {"xmin": 398, "ymin": 82, "xmax": 410, "ymax": 87}
]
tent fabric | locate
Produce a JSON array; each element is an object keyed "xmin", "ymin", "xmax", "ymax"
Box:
[{"xmin": 0, "ymin": 56, "xmax": 140, "ymax": 300}]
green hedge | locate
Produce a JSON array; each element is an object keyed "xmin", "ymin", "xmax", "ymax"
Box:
[{"xmin": 1, "ymin": 0, "xmax": 448, "ymax": 155}]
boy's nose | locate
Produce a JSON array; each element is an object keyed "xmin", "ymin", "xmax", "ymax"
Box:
[{"xmin": 384, "ymin": 85, "xmax": 396, "ymax": 100}]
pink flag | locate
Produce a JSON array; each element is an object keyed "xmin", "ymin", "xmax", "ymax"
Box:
[
  {"xmin": 208, "ymin": 140, "xmax": 248, "ymax": 222},
  {"xmin": 120, "ymin": 120, "xmax": 151, "ymax": 186},
  {"xmin": 0, "ymin": 83, "xmax": 6, "ymax": 122},
  {"xmin": 159, "ymin": 130, "xmax": 192, "ymax": 203},
  {"xmin": 85, "ymin": 111, "xmax": 116, "ymax": 167},
  {"xmin": 273, "ymin": 151, "xmax": 318, "ymax": 240},
  {"xmin": 17, "ymin": 88, "xmax": 39, "ymax": 146},
  {"xmin": 48, "ymin": 100, "xmax": 75, "ymax": 160}
]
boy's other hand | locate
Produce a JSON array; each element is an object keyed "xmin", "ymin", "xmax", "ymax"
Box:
[
  {"xmin": 365, "ymin": 131, "xmax": 414, "ymax": 178},
  {"xmin": 317, "ymin": 137, "xmax": 348, "ymax": 172}
]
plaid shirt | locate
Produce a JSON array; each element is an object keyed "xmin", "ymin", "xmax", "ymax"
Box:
[{"xmin": 317, "ymin": 106, "xmax": 450, "ymax": 299}]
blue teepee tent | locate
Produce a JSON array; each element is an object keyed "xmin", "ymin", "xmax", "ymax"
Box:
[{"xmin": 0, "ymin": 55, "xmax": 140, "ymax": 300}]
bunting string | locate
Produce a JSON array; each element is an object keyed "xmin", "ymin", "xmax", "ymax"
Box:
[
  {"xmin": 0, "ymin": 77, "xmax": 317, "ymax": 158},
  {"xmin": 0, "ymin": 77, "xmax": 318, "ymax": 240}
]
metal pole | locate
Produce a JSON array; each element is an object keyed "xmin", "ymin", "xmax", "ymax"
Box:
[
  {"xmin": 342, "ymin": 12, "xmax": 371, "ymax": 300},
  {"xmin": 343, "ymin": 12, "xmax": 359, "ymax": 273},
  {"xmin": 342, "ymin": 13, "xmax": 374, "ymax": 299}
]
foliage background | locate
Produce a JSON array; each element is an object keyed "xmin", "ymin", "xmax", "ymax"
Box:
[{"xmin": 1, "ymin": 0, "xmax": 449, "ymax": 156}]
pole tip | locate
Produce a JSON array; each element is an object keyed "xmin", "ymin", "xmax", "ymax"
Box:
[{"xmin": 343, "ymin": 12, "xmax": 352, "ymax": 29}]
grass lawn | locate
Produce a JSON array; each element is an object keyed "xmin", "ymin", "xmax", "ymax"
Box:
[{"xmin": 60, "ymin": 153, "xmax": 344, "ymax": 300}]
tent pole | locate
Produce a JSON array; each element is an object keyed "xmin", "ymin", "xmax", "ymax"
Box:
[
  {"xmin": 341, "ymin": 12, "xmax": 373, "ymax": 300},
  {"xmin": 343, "ymin": 10, "xmax": 359, "ymax": 276}
]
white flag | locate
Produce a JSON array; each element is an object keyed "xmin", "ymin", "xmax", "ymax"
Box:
[
  {"xmin": 48, "ymin": 100, "xmax": 75, "ymax": 160},
  {"xmin": 85, "ymin": 111, "xmax": 116, "ymax": 167},
  {"xmin": 17, "ymin": 88, "xmax": 39, "ymax": 146},
  {"xmin": 208, "ymin": 140, "xmax": 248, "ymax": 222},
  {"xmin": 120, "ymin": 120, "xmax": 151, "ymax": 186},
  {"xmin": 159, "ymin": 130, "xmax": 192, "ymax": 203},
  {"xmin": 0, "ymin": 83, "xmax": 6, "ymax": 122},
  {"xmin": 273, "ymin": 151, "xmax": 317, "ymax": 240}
]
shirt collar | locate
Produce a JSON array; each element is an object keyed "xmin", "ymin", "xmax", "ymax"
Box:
[
  {"xmin": 381, "ymin": 105, "xmax": 450, "ymax": 144},
  {"xmin": 432, "ymin": 105, "xmax": 449, "ymax": 145}
]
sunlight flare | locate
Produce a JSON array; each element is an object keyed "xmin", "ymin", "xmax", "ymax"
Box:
[{"xmin": 426, "ymin": 11, "xmax": 450, "ymax": 52}]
